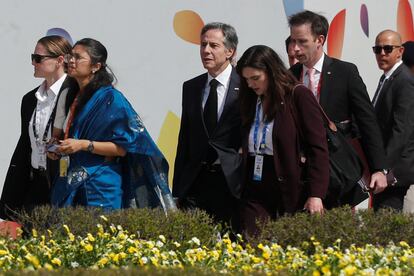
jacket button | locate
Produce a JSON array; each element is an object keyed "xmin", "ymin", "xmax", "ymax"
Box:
[{"xmin": 277, "ymin": 176, "xmax": 284, "ymax": 182}]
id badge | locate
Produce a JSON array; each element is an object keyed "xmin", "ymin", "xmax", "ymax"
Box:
[
  {"xmin": 60, "ymin": 155, "xmax": 70, "ymax": 177},
  {"xmin": 253, "ymin": 155, "xmax": 264, "ymax": 181}
]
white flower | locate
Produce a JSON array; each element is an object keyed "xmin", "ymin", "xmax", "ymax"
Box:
[
  {"xmin": 71, "ymin": 261, "xmax": 79, "ymax": 268},
  {"xmin": 190, "ymin": 237, "xmax": 201, "ymax": 246}
]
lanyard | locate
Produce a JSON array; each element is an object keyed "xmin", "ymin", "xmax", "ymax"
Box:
[
  {"xmin": 32, "ymin": 96, "xmax": 58, "ymax": 143},
  {"xmin": 64, "ymin": 92, "xmax": 80, "ymax": 140},
  {"xmin": 253, "ymin": 100, "xmax": 269, "ymax": 154}
]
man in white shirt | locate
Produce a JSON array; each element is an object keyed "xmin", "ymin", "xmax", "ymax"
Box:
[{"xmin": 173, "ymin": 22, "xmax": 242, "ymax": 227}]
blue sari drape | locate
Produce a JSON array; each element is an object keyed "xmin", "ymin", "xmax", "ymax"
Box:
[{"xmin": 51, "ymin": 86, "xmax": 176, "ymax": 212}]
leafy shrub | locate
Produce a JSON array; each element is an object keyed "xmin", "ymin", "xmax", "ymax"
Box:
[
  {"xmin": 256, "ymin": 206, "xmax": 414, "ymax": 248},
  {"xmin": 14, "ymin": 206, "xmax": 220, "ymax": 247}
]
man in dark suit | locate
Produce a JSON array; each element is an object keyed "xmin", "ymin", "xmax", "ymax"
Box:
[
  {"xmin": 372, "ymin": 30, "xmax": 414, "ymax": 210},
  {"xmin": 173, "ymin": 22, "xmax": 241, "ymax": 226},
  {"xmin": 288, "ymin": 10, "xmax": 389, "ymax": 207}
]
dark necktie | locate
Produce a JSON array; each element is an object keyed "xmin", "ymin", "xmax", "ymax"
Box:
[
  {"xmin": 372, "ymin": 74, "xmax": 386, "ymax": 106},
  {"xmin": 204, "ymin": 79, "xmax": 219, "ymax": 135}
]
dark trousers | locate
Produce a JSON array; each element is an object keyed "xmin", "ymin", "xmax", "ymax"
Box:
[
  {"xmin": 182, "ymin": 164, "xmax": 239, "ymax": 230},
  {"xmin": 240, "ymin": 155, "xmax": 284, "ymax": 238},
  {"xmin": 22, "ymin": 168, "xmax": 51, "ymax": 213},
  {"xmin": 373, "ymin": 186, "xmax": 409, "ymax": 211}
]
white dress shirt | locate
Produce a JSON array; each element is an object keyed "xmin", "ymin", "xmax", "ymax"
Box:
[
  {"xmin": 202, "ymin": 63, "xmax": 233, "ymax": 120},
  {"xmin": 248, "ymin": 97, "xmax": 274, "ymax": 155},
  {"xmin": 302, "ymin": 53, "xmax": 325, "ymax": 98},
  {"xmin": 29, "ymin": 74, "xmax": 66, "ymax": 169}
]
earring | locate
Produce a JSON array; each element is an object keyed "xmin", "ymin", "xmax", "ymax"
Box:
[{"xmin": 92, "ymin": 70, "xmax": 96, "ymax": 74}]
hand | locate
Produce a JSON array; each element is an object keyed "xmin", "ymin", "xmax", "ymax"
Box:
[
  {"xmin": 304, "ymin": 197, "xmax": 324, "ymax": 215},
  {"xmin": 369, "ymin": 171, "xmax": 388, "ymax": 194},
  {"xmin": 47, "ymin": 152, "xmax": 60, "ymax": 160},
  {"xmin": 57, "ymin": 139, "xmax": 87, "ymax": 155}
]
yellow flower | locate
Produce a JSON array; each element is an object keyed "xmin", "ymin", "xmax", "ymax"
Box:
[
  {"xmin": 313, "ymin": 270, "xmax": 321, "ymax": 276},
  {"xmin": 343, "ymin": 265, "xmax": 357, "ymax": 276},
  {"xmin": 51, "ymin": 258, "xmax": 61, "ymax": 266},
  {"xmin": 84, "ymin": 244, "xmax": 93, "ymax": 252},
  {"xmin": 315, "ymin": 259, "xmax": 323, "ymax": 266},
  {"xmin": 321, "ymin": 265, "xmax": 331, "ymax": 275},
  {"xmin": 0, "ymin": 249, "xmax": 8, "ymax": 255},
  {"xmin": 25, "ymin": 254, "xmax": 40, "ymax": 268},
  {"xmin": 399, "ymin": 241, "xmax": 409, "ymax": 248},
  {"xmin": 32, "ymin": 229, "xmax": 38, "ymax": 238},
  {"xmin": 100, "ymin": 215, "xmax": 108, "ymax": 222},
  {"xmin": 87, "ymin": 233, "xmax": 95, "ymax": 242},
  {"xmin": 128, "ymin": 246, "xmax": 138, "ymax": 254},
  {"xmin": 98, "ymin": 257, "xmax": 108, "ymax": 266},
  {"xmin": 44, "ymin": 263, "xmax": 53, "ymax": 271}
]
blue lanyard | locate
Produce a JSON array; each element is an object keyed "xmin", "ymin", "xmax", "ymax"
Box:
[{"xmin": 253, "ymin": 100, "xmax": 269, "ymax": 153}]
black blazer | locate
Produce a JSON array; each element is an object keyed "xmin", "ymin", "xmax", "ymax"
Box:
[
  {"xmin": 290, "ymin": 55, "xmax": 387, "ymax": 172},
  {"xmin": 0, "ymin": 76, "xmax": 78, "ymax": 219},
  {"xmin": 374, "ymin": 64, "xmax": 414, "ymax": 186},
  {"xmin": 173, "ymin": 69, "xmax": 242, "ymax": 199}
]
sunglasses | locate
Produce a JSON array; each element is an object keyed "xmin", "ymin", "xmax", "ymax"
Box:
[
  {"xmin": 31, "ymin": 53, "xmax": 59, "ymax": 63},
  {"xmin": 372, "ymin": 45, "xmax": 401, "ymax": 54}
]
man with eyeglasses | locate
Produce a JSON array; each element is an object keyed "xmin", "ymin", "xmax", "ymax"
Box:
[
  {"xmin": 371, "ymin": 30, "xmax": 414, "ymax": 211},
  {"xmin": 288, "ymin": 10, "xmax": 389, "ymax": 209}
]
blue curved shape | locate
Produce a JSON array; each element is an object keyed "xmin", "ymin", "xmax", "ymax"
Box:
[
  {"xmin": 283, "ymin": 0, "xmax": 304, "ymax": 18},
  {"xmin": 46, "ymin": 28, "xmax": 74, "ymax": 46}
]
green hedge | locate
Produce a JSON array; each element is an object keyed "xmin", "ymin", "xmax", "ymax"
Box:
[
  {"xmin": 13, "ymin": 206, "xmax": 414, "ymax": 249},
  {"xmin": 257, "ymin": 206, "xmax": 414, "ymax": 248},
  {"xmin": 15, "ymin": 206, "xmax": 221, "ymax": 247}
]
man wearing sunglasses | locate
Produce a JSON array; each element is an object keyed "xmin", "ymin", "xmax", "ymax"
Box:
[
  {"xmin": 372, "ymin": 30, "xmax": 414, "ymax": 211},
  {"xmin": 288, "ymin": 10, "xmax": 388, "ymax": 209}
]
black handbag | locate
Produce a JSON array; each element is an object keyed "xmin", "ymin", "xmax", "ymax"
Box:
[{"xmin": 291, "ymin": 85, "xmax": 367, "ymax": 208}]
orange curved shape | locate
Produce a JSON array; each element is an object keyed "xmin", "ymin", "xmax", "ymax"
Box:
[
  {"xmin": 327, "ymin": 9, "xmax": 346, "ymax": 59},
  {"xmin": 173, "ymin": 10, "xmax": 204, "ymax": 45},
  {"xmin": 397, "ymin": 0, "xmax": 414, "ymax": 42}
]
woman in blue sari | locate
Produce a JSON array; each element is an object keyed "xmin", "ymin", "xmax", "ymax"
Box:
[{"xmin": 50, "ymin": 38, "xmax": 175, "ymax": 212}]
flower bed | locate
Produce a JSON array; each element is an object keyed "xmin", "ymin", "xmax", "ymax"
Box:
[{"xmin": 1, "ymin": 217, "xmax": 414, "ymax": 275}]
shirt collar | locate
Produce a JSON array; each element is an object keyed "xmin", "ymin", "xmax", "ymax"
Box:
[
  {"xmin": 207, "ymin": 63, "xmax": 232, "ymax": 87},
  {"xmin": 303, "ymin": 53, "xmax": 325, "ymax": 74},
  {"xmin": 35, "ymin": 74, "xmax": 67, "ymax": 102},
  {"xmin": 384, "ymin": 60, "xmax": 403, "ymax": 79}
]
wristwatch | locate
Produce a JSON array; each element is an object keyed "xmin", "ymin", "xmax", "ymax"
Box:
[
  {"xmin": 380, "ymin": 169, "xmax": 390, "ymax": 176},
  {"xmin": 87, "ymin": 141, "xmax": 94, "ymax": 153}
]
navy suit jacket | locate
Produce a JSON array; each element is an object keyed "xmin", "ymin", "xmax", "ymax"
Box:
[{"xmin": 173, "ymin": 68, "xmax": 242, "ymax": 199}]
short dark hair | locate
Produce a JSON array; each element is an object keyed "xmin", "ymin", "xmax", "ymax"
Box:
[
  {"xmin": 201, "ymin": 22, "xmax": 238, "ymax": 52},
  {"xmin": 403, "ymin": 41, "xmax": 414, "ymax": 67},
  {"xmin": 288, "ymin": 10, "xmax": 329, "ymax": 39}
]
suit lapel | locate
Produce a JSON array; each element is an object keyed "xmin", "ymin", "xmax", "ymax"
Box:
[
  {"xmin": 319, "ymin": 56, "xmax": 333, "ymax": 110},
  {"xmin": 216, "ymin": 69, "xmax": 239, "ymax": 128},
  {"xmin": 375, "ymin": 64, "xmax": 403, "ymax": 109},
  {"xmin": 196, "ymin": 74, "xmax": 209, "ymax": 136}
]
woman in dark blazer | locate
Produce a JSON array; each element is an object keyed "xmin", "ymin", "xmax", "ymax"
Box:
[
  {"xmin": 236, "ymin": 45, "xmax": 329, "ymax": 236},
  {"xmin": 0, "ymin": 35, "xmax": 77, "ymax": 220}
]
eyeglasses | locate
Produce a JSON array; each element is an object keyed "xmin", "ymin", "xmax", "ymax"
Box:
[
  {"xmin": 64, "ymin": 53, "xmax": 89, "ymax": 63},
  {"xmin": 372, "ymin": 45, "xmax": 401, "ymax": 54},
  {"xmin": 31, "ymin": 54, "xmax": 59, "ymax": 63}
]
